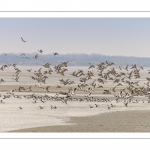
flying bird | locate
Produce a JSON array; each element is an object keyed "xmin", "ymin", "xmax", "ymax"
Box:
[
  {"xmin": 33, "ymin": 54, "xmax": 38, "ymax": 59},
  {"xmin": 21, "ymin": 53, "xmax": 25, "ymax": 56},
  {"xmin": 53, "ymin": 52, "xmax": 59, "ymax": 56},
  {"xmin": 21, "ymin": 37, "xmax": 27, "ymax": 42},
  {"xmin": 38, "ymin": 50, "xmax": 43, "ymax": 53},
  {"xmin": 3, "ymin": 53, "xmax": 8, "ymax": 56}
]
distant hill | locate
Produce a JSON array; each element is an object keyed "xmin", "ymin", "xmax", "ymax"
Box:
[{"xmin": 0, "ymin": 53, "xmax": 150, "ymax": 67}]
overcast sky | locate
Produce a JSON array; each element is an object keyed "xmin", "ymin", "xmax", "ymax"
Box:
[{"xmin": 0, "ymin": 18, "xmax": 150, "ymax": 57}]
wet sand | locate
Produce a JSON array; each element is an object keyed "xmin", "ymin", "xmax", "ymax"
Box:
[
  {"xmin": 1, "ymin": 92, "xmax": 150, "ymax": 132},
  {"xmin": 11, "ymin": 110, "xmax": 150, "ymax": 132}
]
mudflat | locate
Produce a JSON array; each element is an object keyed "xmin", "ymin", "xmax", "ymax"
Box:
[{"xmin": 11, "ymin": 110, "xmax": 150, "ymax": 132}]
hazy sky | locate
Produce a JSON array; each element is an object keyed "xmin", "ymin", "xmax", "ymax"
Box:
[{"xmin": 1, "ymin": 18, "xmax": 150, "ymax": 57}]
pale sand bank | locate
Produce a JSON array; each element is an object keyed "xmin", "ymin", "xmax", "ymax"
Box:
[
  {"xmin": 10, "ymin": 110, "xmax": 150, "ymax": 132},
  {"xmin": 1, "ymin": 92, "xmax": 150, "ymax": 132}
]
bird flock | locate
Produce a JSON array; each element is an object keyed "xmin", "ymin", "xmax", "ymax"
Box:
[{"xmin": 0, "ymin": 37, "xmax": 150, "ymax": 111}]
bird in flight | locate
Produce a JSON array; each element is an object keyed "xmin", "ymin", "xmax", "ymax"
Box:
[
  {"xmin": 53, "ymin": 52, "xmax": 59, "ymax": 56},
  {"xmin": 3, "ymin": 53, "xmax": 8, "ymax": 56},
  {"xmin": 33, "ymin": 54, "xmax": 38, "ymax": 59},
  {"xmin": 38, "ymin": 50, "xmax": 43, "ymax": 53},
  {"xmin": 21, "ymin": 53, "xmax": 25, "ymax": 56},
  {"xmin": 21, "ymin": 37, "xmax": 27, "ymax": 42}
]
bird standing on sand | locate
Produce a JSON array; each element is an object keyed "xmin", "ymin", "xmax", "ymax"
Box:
[
  {"xmin": 19, "ymin": 106, "xmax": 23, "ymax": 109},
  {"xmin": 53, "ymin": 106, "xmax": 57, "ymax": 109},
  {"xmin": 57, "ymin": 85, "xmax": 61, "ymax": 88},
  {"xmin": 95, "ymin": 104, "xmax": 99, "ymax": 107},
  {"xmin": 89, "ymin": 105, "xmax": 93, "ymax": 108},
  {"xmin": 124, "ymin": 102, "xmax": 128, "ymax": 107},
  {"xmin": 39, "ymin": 106, "xmax": 43, "ymax": 109},
  {"xmin": 51, "ymin": 105, "xmax": 57, "ymax": 109},
  {"xmin": 27, "ymin": 69, "xmax": 32, "ymax": 72},
  {"xmin": 107, "ymin": 105, "xmax": 111, "ymax": 109}
]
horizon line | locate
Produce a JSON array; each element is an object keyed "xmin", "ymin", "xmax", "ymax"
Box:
[{"xmin": 0, "ymin": 52, "xmax": 150, "ymax": 58}]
